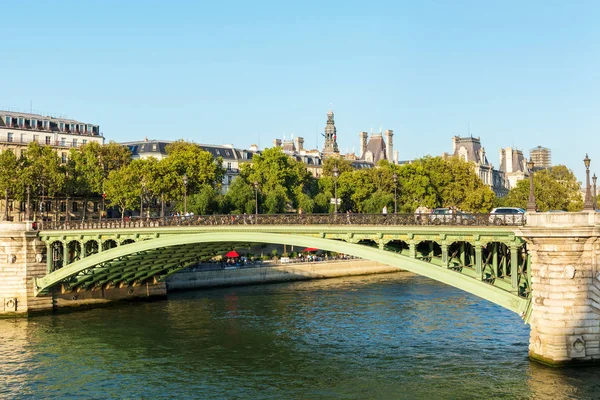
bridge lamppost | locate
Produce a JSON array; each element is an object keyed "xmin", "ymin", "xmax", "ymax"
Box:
[
  {"xmin": 333, "ymin": 166, "xmax": 339, "ymax": 214},
  {"xmin": 26, "ymin": 185, "xmax": 31, "ymax": 221},
  {"xmin": 182, "ymin": 174, "xmax": 188, "ymax": 215},
  {"xmin": 253, "ymin": 181, "xmax": 259, "ymax": 215},
  {"xmin": 593, "ymin": 173, "xmax": 597, "ymax": 210},
  {"xmin": 392, "ymin": 172, "xmax": 398, "ymax": 214},
  {"xmin": 584, "ymin": 154, "xmax": 594, "ymax": 210},
  {"xmin": 526, "ymin": 158, "xmax": 536, "ymax": 212}
]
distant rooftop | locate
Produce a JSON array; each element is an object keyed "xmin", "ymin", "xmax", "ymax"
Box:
[{"xmin": 0, "ymin": 109, "xmax": 101, "ymax": 136}]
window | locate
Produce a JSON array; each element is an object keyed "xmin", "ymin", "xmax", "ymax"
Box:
[
  {"xmin": 60, "ymin": 202, "xmax": 66, "ymax": 212},
  {"xmin": 60, "ymin": 138, "xmax": 66, "ymax": 146},
  {"xmin": 43, "ymin": 120, "xmax": 49, "ymax": 129},
  {"xmin": 82, "ymin": 139, "xmax": 87, "ymax": 145},
  {"xmin": 45, "ymin": 201, "xmax": 52, "ymax": 212},
  {"xmin": 72, "ymin": 202, "xmax": 78, "ymax": 212},
  {"xmin": 5, "ymin": 116, "xmax": 10, "ymax": 126},
  {"xmin": 45, "ymin": 136, "xmax": 51, "ymax": 145},
  {"xmin": 93, "ymin": 202, "xmax": 99, "ymax": 212},
  {"xmin": 59, "ymin": 122, "xmax": 64, "ymax": 131},
  {"xmin": 73, "ymin": 139, "xmax": 78, "ymax": 147},
  {"xmin": 61, "ymin": 153, "xmax": 67, "ymax": 163},
  {"xmin": 70, "ymin": 123, "xmax": 74, "ymax": 132},
  {"xmin": 18, "ymin": 117, "xmax": 24, "ymax": 127},
  {"xmin": 33, "ymin": 135, "xmax": 39, "ymax": 143},
  {"xmin": 227, "ymin": 162, "xmax": 232, "ymax": 171},
  {"xmin": 7, "ymin": 132, "xmax": 13, "ymax": 142},
  {"xmin": 31, "ymin": 119, "xmax": 36, "ymax": 128}
]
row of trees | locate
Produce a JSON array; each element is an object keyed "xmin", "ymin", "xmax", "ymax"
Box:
[{"xmin": 0, "ymin": 140, "xmax": 586, "ymax": 220}]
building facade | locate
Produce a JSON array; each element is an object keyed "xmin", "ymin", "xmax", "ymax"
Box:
[
  {"xmin": 359, "ymin": 129, "xmax": 398, "ymax": 165},
  {"xmin": 499, "ymin": 147, "xmax": 528, "ymax": 190},
  {"xmin": 0, "ymin": 110, "xmax": 104, "ymax": 162},
  {"xmin": 446, "ymin": 136, "xmax": 508, "ymax": 197},
  {"xmin": 530, "ymin": 146, "xmax": 551, "ymax": 169},
  {"xmin": 322, "ymin": 109, "xmax": 339, "ymax": 156}
]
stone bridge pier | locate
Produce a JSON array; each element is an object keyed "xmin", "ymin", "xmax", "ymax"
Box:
[
  {"xmin": 0, "ymin": 222, "xmax": 166, "ymax": 316},
  {"xmin": 522, "ymin": 212, "xmax": 600, "ymax": 366}
]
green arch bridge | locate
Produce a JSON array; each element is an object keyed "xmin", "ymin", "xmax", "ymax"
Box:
[{"xmin": 34, "ymin": 213, "xmax": 532, "ymax": 321}]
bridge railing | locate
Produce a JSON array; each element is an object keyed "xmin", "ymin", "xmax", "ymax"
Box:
[{"xmin": 39, "ymin": 212, "xmax": 526, "ymax": 230}]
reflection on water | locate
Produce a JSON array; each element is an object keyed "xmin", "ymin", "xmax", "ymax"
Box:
[{"xmin": 1, "ymin": 273, "xmax": 599, "ymax": 399}]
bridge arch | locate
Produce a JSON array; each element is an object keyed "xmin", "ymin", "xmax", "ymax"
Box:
[{"xmin": 35, "ymin": 232, "xmax": 530, "ymax": 317}]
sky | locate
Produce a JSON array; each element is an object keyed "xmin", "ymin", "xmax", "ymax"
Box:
[{"xmin": 2, "ymin": 0, "xmax": 599, "ymax": 182}]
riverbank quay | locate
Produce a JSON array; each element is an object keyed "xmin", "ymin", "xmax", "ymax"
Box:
[{"xmin": 166, "ymin": 259, "xmax": 402, "ymax": 291}]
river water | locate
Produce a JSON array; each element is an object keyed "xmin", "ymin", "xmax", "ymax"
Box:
[{"xmin": 1, "ymin": 272, "xmax": 599, "ymax": 399}]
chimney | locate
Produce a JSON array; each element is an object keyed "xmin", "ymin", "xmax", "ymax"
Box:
[
  {"xmin": 273, "ymin": 138, "xmax": 282, "ymax": 148},
  {"xmin": 394, "ymin": 150, "xmax": 399, "ymax": 165},
  {"xmin": 359, "ymin": 131, "xmax": 368, "ymax": 158},
  {"xmin": 295, "ymin": 136, "xmax": 304, "ymax": 151},
  {"xmin": 384, "ymin": 129, "xmax": 393, "ymax": 163}
]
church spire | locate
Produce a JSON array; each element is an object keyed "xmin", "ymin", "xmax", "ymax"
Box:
[{"xmin": 322, "ymin": 108, "xmax": 339, "ymax": 156}]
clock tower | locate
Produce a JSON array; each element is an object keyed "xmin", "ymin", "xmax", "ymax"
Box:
[{"xmin": 322, "ymin": 109, "xmax": 339, "ymax": 156}]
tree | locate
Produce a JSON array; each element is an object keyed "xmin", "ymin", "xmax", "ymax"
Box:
[
  {"xmin": 504, "ymin": 166, "xmax": 583, "ymax": 211},
  {"xmin": 224, "ymin": 178, "xmax": 256, "ymax": 214},
  {"xmin": 104, "ymin": 163, "xmax": 142, "ymax": 219},
  {"xmin": 187, "ymin": 184, "xmax": 223, "ymax": 215},
  {"xmin": 0, "ymin": 150, "xmax": 19, "ymax": 220}
]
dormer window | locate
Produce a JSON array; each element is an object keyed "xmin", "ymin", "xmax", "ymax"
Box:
[
  {"xmin": 5, "ymin": 116, "xmax": 10, "ymax": 126},
  {"xmin": 59, "ymin": 122, "xmax": 65, "ymax": 131}
]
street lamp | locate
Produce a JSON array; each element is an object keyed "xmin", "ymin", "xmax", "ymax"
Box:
[
  {"xmin": 26, "ymin": 185, "xmax": 31, "ymax": 221},
  {"xmin": 526, "ymin": 158, "xmax": 536, "ymax": 212},
  {"xmin": 392, "ymin": 172, "xmax": 398, "ymax": 214},
  {"xmin": 140, "ymin": 181, "xmax": 146, "ymax": 219},
  {"xmin": 182, "ymin": 174, "xmax": 188, "ymax": 215},
  {"xmin": 584, "ymin": 154, "xmax": 593, "ymax": 210},
  {"xmin": 253, "ymin": 181, "xmax": 259, "ymax": 216},
  {"xmin": 593, "ymin": 173, "xmax": 597, "ymax": 210},
  {"xmin": 333, "ymin": 166, "xmax": 339, "ymax": 213}
]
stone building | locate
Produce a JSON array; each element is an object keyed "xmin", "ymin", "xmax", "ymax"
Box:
[
  {"xmin": 272, "ymin": 136, "xmax": 323, "ymax": 177},
  {"xmin": 446, "ymin": 136, "xmax": 508, "ymax": 197},
  {"xmin": 499, "ymin": 147, "xmax": 528, "ymax": 190},
  {"xmin": 0, "ymin": 109, "xmax": 104, "ymax": 163},
  {"xmin": 358, "ymin": 129, "xmax": 398, "ymax": 165},
  {"xmin": 322, "ymin": 109, "xmax": 339, "ymax": 156},
  {"xmin": 530, "ymin": 146, "xmax": 551, "ymax": 169}
]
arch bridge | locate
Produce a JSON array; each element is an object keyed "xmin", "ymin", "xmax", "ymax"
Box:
[{"xmin": 34, "ymin": 213, "xmax": 531, "ymax": 320}]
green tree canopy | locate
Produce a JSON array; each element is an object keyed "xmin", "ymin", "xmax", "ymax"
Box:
[{"xmin": 504, "ymin": 165, "xmax": 583, "ymax": 211}]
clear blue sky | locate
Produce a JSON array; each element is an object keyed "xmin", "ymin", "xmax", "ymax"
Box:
[{"xmin": 2, "ymin": 0, "xmax": 599, "ymax": 181}]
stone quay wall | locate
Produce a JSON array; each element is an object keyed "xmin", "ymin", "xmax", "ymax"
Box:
[{"xmin": 167, "ymin": 260, "xmax": 399, "ymax": 291}]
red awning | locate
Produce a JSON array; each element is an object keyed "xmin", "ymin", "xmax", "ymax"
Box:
[
  {"xmin": 303, "ymin": 247, "xmax": 319, "ymax": 252},
  {"xmin": 225, "ymin": 250, "xmax": 240, "ymax": 258}
]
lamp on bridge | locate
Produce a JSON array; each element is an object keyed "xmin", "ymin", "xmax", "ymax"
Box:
[
  {"xmin": 526, "ymin": 158, "xmax": 536, "ymax": 212},
  {"xmin": 392, "ymin": 171, "xmax": 398, "ymax": 214},
  {"xmin": 584, "ymin": 154, "xmax": 594, "ymax": 211},
  {"xmin": 593, "ymin": 173, "xmax": 597, "ymax": 210},
  {"xmin": 253, "ymin": 181, "xmax": 259, "ymax": 215},
  {"xmin": 182, "ymin": 174, "xmax": 188, "ymax": 215},
  {"xmin": 333, "ymin": 166, "xmax": 339, "ymax": 214},
  {"xmin": 26, "ymin": 185, "xmax": 31, "ymax": 221}
]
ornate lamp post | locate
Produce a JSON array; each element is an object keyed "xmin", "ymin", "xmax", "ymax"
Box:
[
  {"xmin": 26, "ymin": 185, "xmax": 31, "ymax": 221},
  {"xmin": 140, "ymin": 181, "xmax": 146, "ymax": 219},
  {"xmin": 333, "ymin": 166, "xmax": 339, "ymax": 214},
  {"xmin": 253, "ymin": 181, "xmax": 259, "ymax": 215},
  {"xmin": 584, "ymin": 154, "xmax": 593, "ymax": 210},
  {"xmin": 392, "ymin": 172, "xmax": 398, "ymax": 214},
  {"xmin": 593, "ymin": 173, "xmax": 597, "ymax": 210},
  {"xmin": 526, "ymin": 158, "xmax": 536, "ymax": 212},
  {"xmin": 182, "ymin": 174, "xmax": 188, "ymax": 215}
]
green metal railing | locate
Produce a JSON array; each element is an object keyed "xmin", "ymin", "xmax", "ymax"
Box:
[{"xmin": 41, "ymin": 212, "xmax": 526, "ymax": 230}]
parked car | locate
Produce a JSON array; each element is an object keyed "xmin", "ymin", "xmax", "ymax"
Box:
[
  {"xmin": 489, "ymin": 207, "xmax": 525, "ymax": 225},
  {"xmin": 429, "ymin": 208, "xmax": 475, "ymax": 225}
]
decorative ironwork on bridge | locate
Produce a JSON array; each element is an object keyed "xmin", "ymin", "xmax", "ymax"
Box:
[{"xmin": 33, "ymin": 214, "xmax": 531, "ymax": 319}]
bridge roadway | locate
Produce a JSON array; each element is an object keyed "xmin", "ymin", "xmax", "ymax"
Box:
[{"xmin": 34, "ymin": 213, "xmax": 531, "ymax": 320}]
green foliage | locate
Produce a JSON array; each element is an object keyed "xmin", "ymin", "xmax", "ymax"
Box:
[
  {"xmin": 187, "ymin": 184, "xmax": 223, "ymax": 215},
  {"xmin": 224, "ymin": 178, "xmax": 256, "ymax": 214},
  {"xmin": 19, "ymin": 142, "xmax": 64, "ymax": 201},
  {"xmin": 504, "ymin": 166, "xmax": 583, "ymax": 211},
  {"xmin": 104, "ymin": 163, "xmax": 142, "ymax": 219}
]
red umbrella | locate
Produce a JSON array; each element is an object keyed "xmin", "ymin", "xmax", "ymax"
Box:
[
  {"xmin": 225, "ymin": 250, "xmax": 240, "ymax": 258},
  {"xmin": 303, "ymin": 247, "xmax": 319, "ymax": 252}
]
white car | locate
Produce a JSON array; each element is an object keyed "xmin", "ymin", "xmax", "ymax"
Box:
[{"xmin": 489, "ymin": 207, "xmax": 525, "ymax": 225}]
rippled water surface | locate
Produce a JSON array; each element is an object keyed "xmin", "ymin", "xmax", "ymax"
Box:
[{"xmin": 2, "ymin": 272, "xmax": 600, "ymax": 399}]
